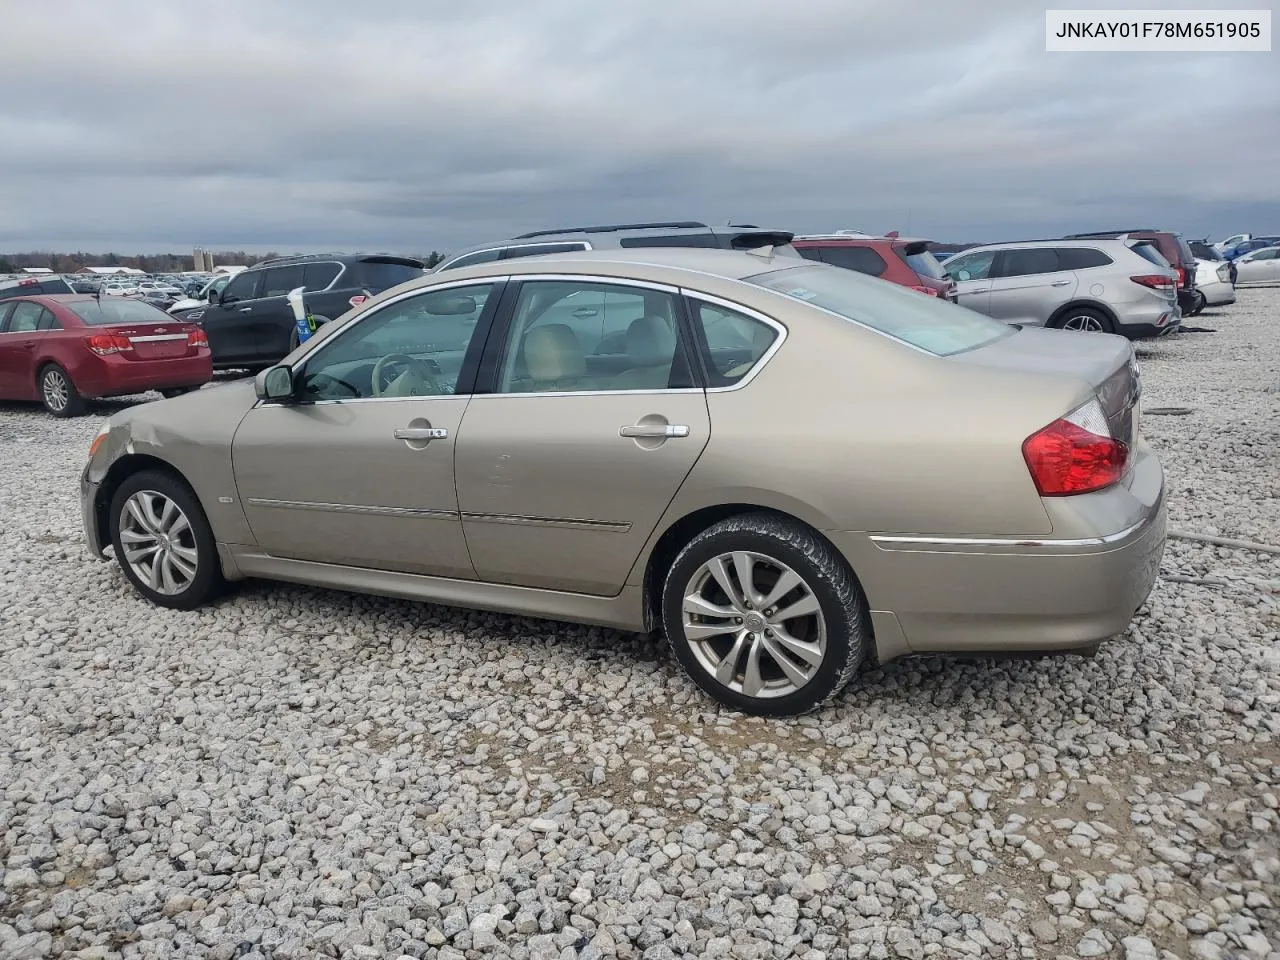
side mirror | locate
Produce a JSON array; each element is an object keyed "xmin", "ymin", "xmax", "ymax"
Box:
[{"xmin": 255, "ymin": 364, "xmax": 295, "ymax": 402}]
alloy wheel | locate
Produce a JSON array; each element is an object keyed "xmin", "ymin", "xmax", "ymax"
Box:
[
  {"xmin": 42, "ymin": 370, "xmax": 69, "ymax": 412},
  {"xmin": 1062, "ymin": 314, "xmax": 1104, "ymax": 332},
  {"xmin": 681, "ymin": 550, "xmax": 827, "ymax": 700},
  {"xmin": 118, "ymin": 490, "xmax": 199, "ymax": 595}
]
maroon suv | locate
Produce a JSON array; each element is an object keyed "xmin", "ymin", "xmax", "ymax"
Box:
[{"xmin": 793, "ymin": 234, "xmax": 957, "ymax": 301}]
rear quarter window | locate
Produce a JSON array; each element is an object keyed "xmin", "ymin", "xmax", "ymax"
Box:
[
  {"xmin": 353, "ymin": 260, "xmax": 425, "ymax": 291},
  {"xmin": 618, "ymin": 234, "xmax": 721, "ymax": 249},
  {"xmin": 1057, "ymin": 247, "xmax": 1114, "ymax": 269},
  {"xmin": 812, "ymin": 246, "xmax": 888, "ymax": 276}
]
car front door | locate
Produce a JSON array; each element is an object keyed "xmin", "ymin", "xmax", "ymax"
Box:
[
  {"xmin": 0, "ymin": 302, "xmax": 21, "ymax": 396},
  {"xmin": 986, "ymin": 247, "xmax": 1075, "ymax": 326},
  {"xmin": 231, "ymin": 281, "xmax": 501, "ymax": 577},
  {"xmin": 253, "ymin": 264, "xmax": 306, "ymax": 360},
  {"xmin": 943, "ymin": 251, "xmax": 995, "ymax": 314},
  {"xmin": 0, "ymin": 301, "xmax": 49, "ymax": 399},
  {"xmin": 192, "ymin": 269, "xmax": 266, "ymax": 367},
  {"xmin": 454, "ymin": 277, "xmax": 711, "ymax": 596}
]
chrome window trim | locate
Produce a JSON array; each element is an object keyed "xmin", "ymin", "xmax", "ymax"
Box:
[
  {"xmin": 438, "ymin": 241, "xmax": 594, "ymax": 271},
  {"xmin": 472, "ymin": 388, "xmax": 704, "ymax": 401},
  {"xmin": 682, "ymin": 290, "xmax": 788, "ymax": 393}
]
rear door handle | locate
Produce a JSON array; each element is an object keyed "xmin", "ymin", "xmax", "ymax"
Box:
[
  {"xmin": 1049, "ymin": 280, "xmax": 1071, "ymax": 287},
  {"xmin": 394, "ymin": 426, "xmax": 448, "ymax": 440},
  {"xmin": 238, "ymin": 307, "xmax": 253, "ymax": 313},
  {"xmin": 22, "ymin": 340, "xmax": 36, "ymax": 349},
  {"xmin": 620, "ymin": 424, "xmax": 690, "ymax": 439},
  {"xmin": 968, "ymin": 287, "xmax": 989, "ymax": 294}
]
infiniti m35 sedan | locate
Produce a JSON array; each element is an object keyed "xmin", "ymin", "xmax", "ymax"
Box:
[{"xmin": 81, "ymin": 248, "xmax": 1165, "ymax": 715}]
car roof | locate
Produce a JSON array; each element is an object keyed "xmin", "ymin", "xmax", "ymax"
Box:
[
  {"xmin": 947, "ymin": 238, "xmax": 1140, "ymax": 253},
  {"xmin": 246, "ymin": 253, "xmax": 424, "ymax": 270},
  {"xmin": 440, "ymin": 223, "xmax": 796, "ymax": 262}
]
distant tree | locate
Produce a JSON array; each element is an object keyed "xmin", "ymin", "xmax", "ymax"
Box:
[
  {"xmin": 424, "ymin": 251, "xmax": 443, "ymax": 268},
  {"xmin": 0, "ymin": 257, "xmax": 13, "ymax": 273}
]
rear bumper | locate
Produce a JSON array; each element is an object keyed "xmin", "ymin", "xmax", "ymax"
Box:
[
  {"xmin": 833, "ymin": 448, "xmax": 1166, "ymax": 660},
  {"xmin": 77, "ymin": 353, "xmax": 212, "ymax": 398}
]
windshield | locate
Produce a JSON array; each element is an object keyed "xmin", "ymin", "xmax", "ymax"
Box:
[
  {"xmin": 747, "ymin": 263, "xmax": 1012, "ymax": 357},
  {"xmin": 66, "ymin": 298, "xmax": 174, "ymax": 326}
]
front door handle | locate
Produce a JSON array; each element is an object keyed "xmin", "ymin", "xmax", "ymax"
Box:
[
  {"xmin": 968, "ymin": 287, "xmax": 989, "ymax": 294},
  {"xmin": 238, "ymin": 307, "xmax": 253, "ymax": 313},
  {"xmin": 620, "ymin": 424, "xmax": 689, "ymax": 439},
  {"xmin": 394, "ymin": 426, "xmax": 448, "ymax": 441},
  {"xmin": 1049, "ymin": 280, "xmax": 1071, "ymax": 287},
  {"xmin": 22, "ymin": 340, "xmax": 36, "ymax": 349}
]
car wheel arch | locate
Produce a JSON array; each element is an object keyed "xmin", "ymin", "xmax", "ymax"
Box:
[
  {"xmin": 1047, "ymin": 299, "xmax": 1120, "ymax": 330},
  {"xmin": 93, "ymin": 454, "xmax": 199, "ymax": 553},
  {"xmin": 639, "ymin": 503, "xmax": 876, "ymax": 654}
]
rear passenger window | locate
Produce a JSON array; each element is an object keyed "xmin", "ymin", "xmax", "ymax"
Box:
[
  {"xmin": 1057, "ymin": 248, "xmax": 1114, "ymax": 269},
  {"xmin": 618, "ymin": 234, "xmax": 720, "ymax": 248},
  {"xmin": 36, "ymin": 308, "xmax": 60, "ymax": 331},
  {"xmin": 262, "ymin": 265, "xmax": 305, "ymax": 297},
  {"xmin": 816, "ymin": 247, "xmax": 888, "ymax": 276},
  {"xmin": 303, "ymin": 262, "xmax": 342, "ymax": 290},
  {"xmin": 693, "ymin": 301, "xmax": 779, "ymax": 387},
  {"xmin": 997, "ymin": 248, "xmax": 1061, "ymax": 278}
]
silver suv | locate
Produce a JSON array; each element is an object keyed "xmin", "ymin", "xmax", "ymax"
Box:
[
  {"xmin": 433, "ymin": 220, "xmax": 800, "ymax": 272},
  {"xmin": 941, "ymin": 238, "xmax": 1180, "ymax": 338}
]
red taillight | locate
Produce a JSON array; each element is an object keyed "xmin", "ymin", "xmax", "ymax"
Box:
[
  {"xmin": 187, "ymin": 328, "xmax": 209, "ymax": 348},
  {"xmin": 85, "ymin": 334, "xmax": 131, "ymax": 355},
  {"xmin": 1130, "ymin": 274, "xmax": 1175, "ymax": 291},
  {"xmin": 1022, "ymin": 399, "xmax": 1128, "ymax": 496},
  {"xmin": 1174, "ymin": 266, "xmax": 1186, "ymax": 286},
  {"xmin": 908, "ymin": 285, "xmax": 939, "ymax": 296}
]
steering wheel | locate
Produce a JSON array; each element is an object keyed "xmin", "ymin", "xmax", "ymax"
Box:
[
  {"xmin": 304, "ymin": 373, "xmax": 360, "ymax": 399},
  {"xmin": 371, "ymin": 353, "xmax": 442, "ymax": 397}
]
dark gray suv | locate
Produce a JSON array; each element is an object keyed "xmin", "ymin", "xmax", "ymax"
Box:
[{"xmin": 433, "ymin": 221, "xmax": 800, "ymax": 272}]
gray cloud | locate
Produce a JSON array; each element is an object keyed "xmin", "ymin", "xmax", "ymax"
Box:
[{"xmin": 1, "ymin": 0, "xmax": 1276, "ymax": 255}]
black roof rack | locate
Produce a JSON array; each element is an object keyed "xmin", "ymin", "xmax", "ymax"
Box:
[
  {"xmin": 1062, "ymin": 229, "xmax": 1159, "ymax": 238},
  {"xmin": 513, "ymin": 221, "xmax": 708, "ymax": 239}
]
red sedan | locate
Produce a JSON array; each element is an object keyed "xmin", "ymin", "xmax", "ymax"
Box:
[{"xmin": 0, "ymin": 294, "xmax": 212, "ymax": 417}]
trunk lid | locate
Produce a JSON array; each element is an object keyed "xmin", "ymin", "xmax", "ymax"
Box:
[
  {"xmin": 952, "ymin": 326, "xmax": 1141, "ymax": 445},
  {"xmin": 105, "ymin": 322, "xmax": 201, "ymax": 360}
]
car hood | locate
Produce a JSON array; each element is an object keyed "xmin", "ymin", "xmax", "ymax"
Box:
[{"xmin": 108, "ymin": 377, "xmax": 257, "ymax": 437}]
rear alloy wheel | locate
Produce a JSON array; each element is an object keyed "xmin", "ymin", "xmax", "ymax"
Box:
[
  {"xmin": 39, "ymin": 364, "xmax": 86, "ymax": 417},
  {"xmin": 662, "ymin": 513, "xmax": 869, "ymax": 716},
  {"xmin": 1055, "ymin": 308, "xmax": 1113, "ymax": 334},
  {"xmin": 109, "ymin": 470, "xmax": 222, "ymax": 610}
]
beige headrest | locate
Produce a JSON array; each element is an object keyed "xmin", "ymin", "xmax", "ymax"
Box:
[
  {"xmin": 525, "ymin": 323, "xmax": 586, "ymax": 381},
  {"xmin": 626, "ymin": 316, "xmax": 676, "ymax": 365}
]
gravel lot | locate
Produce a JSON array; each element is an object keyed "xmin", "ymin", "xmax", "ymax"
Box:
[{"xmin": 1, "ymin": 290, "xmax": 1277, "ymax": 960}]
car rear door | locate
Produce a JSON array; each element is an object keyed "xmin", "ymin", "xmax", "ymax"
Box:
[
  {"xmin": 453, "ymin": 276, "xmax": 711, "ymax": 597},
  {"xmin": 986, "ymin": 247, "xmax": 1075, "ymax": 326}
]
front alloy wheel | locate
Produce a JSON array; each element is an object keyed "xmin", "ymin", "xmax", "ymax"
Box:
[
  {"xmin": 118, "ymin": 491, "xmax": 200, "ymax": 595},
  {"xmin": 109, "ymin": 470, "xmax": 222, "ymax": 609}
]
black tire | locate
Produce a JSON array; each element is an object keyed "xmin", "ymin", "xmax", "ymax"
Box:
[
  {"xmin": 1189, "ymin": 291, "xmax": 1206, "ymax": 317},
  {"xmin": 108, "ymin": 469, "xmax": 223, "ymax": 610},
  {"xmin": 1051, "ymin": 307, "xmax": 1114, "ymax": 335},
  {"xmin": 661, "ymin": 512, "xmax": 869, "ymax": 716},
  {"xmin": 38, "ymin": 363, "xmax": 86, "ymax": 417}
]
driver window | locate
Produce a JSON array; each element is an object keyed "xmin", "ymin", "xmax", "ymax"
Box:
[
  {"xmin": 298, "ymin": 284, "xmax": 494, "ymax": 402},
  {"xmin": 944, "ymin": 251, "xmax": 995, "ymax": 282},
  {"xmin": 221, "ymin": 271, "xmax": 262, "ymax": 303}
]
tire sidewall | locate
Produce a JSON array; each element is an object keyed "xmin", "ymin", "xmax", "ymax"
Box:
[
  {"xmin": 108, "ymin": 470, "xmax": 221, "ymax": 610},
  {"xmin": 661, "ymin": 519, "xmax": 867, "ymax": 716}
]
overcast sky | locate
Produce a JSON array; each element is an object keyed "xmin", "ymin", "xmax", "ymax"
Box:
[{"xmin": 0, "ymin": 0, "xmax": 1276, "ymax": 256}]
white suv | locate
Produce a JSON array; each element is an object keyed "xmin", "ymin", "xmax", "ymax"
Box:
[{"xmin": 941, "ymin": 238, "xmax": 1180, "ymax": 339}]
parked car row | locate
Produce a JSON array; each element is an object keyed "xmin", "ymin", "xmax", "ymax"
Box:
[{"xmin": 3, "ymin": 221, "xmax": 1271, "ymax": 419}]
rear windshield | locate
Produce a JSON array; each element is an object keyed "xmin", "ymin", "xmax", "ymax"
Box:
[
  {"xmin": 899, "ymin": 246, "xmax": 946, "ymax": 280},
  {"xmin": 0, "ymin": 278, "xmax": 74, "ymax": 300},
  {"xmin": 1189, "ymin": 241, "xmax": 1220, "ymax": 261},
  {"xmin": 351, "ymin": 260, "xmax": 424, "ymax": 291},
  {"xmin": 1130, "ymin": 242, "xmax": 1171, "ymax": 268},
  {"xmin": 65, "ymin": 298, "xmax": 173, "ymax": 326},
  {"xmin": 747, "ymin": 263, "xmax": 1012, "ymax": 357}
]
